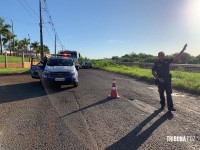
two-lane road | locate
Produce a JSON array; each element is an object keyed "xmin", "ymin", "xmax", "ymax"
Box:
[{"xmin": 0, "ymin": 69, "xmax": 199, "ymax": 150}]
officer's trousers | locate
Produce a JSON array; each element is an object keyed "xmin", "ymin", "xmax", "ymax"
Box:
[{"xmin": 158, "ymin": 81, "xmax": 174, "ymax": 109}]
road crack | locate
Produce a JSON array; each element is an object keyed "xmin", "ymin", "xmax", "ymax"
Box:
[{"xmin": 72, "ymin": 91, "xmax": 99, "ymax": 150}]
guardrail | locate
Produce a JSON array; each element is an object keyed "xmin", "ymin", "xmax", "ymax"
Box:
[{"xmin": 117, "ymin": 62, "xmax": 200, "ymax": 72}]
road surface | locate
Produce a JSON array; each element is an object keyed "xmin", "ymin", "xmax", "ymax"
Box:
[{"xmin": 0, "ymin": 69, "xmax": 199, "ymax": 150}]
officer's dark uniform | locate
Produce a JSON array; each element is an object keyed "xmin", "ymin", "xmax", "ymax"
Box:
[{"xmin": 152, "ymin": 58, "xmax": 174, "ymax": 110}]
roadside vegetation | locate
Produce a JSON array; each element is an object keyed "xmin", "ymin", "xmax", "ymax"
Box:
[
  {"xmin": 111, "ymin": 52, "xmax": 200, "ymax": 64},
  {"xmin": 92, "ymin": 60, "xmax": 200, "ymax": 95}
]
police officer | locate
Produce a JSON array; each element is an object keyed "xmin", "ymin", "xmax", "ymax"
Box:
[
  {"xmin": 152, "ymin": 44, "xmax": 187, "ymax": 111},
  {"xmin": 39, "ymin": 55, "xmax": 49, "ymax": 67}
]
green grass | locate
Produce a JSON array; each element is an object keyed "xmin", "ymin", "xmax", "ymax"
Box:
[
  {"xmin": 103, "ymin": 65, "xmax": 152, "ymax": 81},
  {"xmin": 93, "ymin": 61, "xmax": 200, "ymax": 95},
  {"xmin": 0, "ymin": 68, "xmax": 30, "ymax": 74},
  {"xmin": 171, "ymin": 71, "xmax": 200, "ymax": 94},
  {"xmin": 0, "ymin": 55, "xmax": 29, "ymax": 63}
]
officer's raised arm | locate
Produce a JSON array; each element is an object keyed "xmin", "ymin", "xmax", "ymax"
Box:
[{"xmin": 173, "ymin": 44, "xmax": 187, "ymax": 62}]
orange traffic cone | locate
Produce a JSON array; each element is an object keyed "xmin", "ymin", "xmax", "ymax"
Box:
[{"xmin": 108, "ymin": 79, "xmax": 120, "ymax": 99}]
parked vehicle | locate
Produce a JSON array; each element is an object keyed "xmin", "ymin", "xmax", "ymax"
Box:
[
  {"xmin": 82, "ymin": 61, "xmax": 92, "ymax": 69},
  {"xmin": 31, "ymin": 55, "xmax": 78, "ymax": 88},
  {"xmin": 30, "ymin": 58, "xmax": 42, "ymax": 79},
  {"xmin": 59, "ymin": 50, "xmax": 81, "ymax": 71}
]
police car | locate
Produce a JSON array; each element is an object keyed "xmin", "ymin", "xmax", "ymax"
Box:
[{"xmin": 31, "ymin": 54, "xmax": 78, "ymax": 88}]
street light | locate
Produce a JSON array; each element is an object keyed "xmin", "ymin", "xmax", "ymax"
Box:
[
  {"xmin": 28, "ymin": 34, "xmax": 31, "ymax": 58},
  {"xmin": 11, "ymin": 20, "xmax": 15, "ymax": 56}
]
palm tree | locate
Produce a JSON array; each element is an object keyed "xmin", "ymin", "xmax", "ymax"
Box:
[
  {"xmin": 38, "ymin": 45, "xmax": 50, "ymax": 58},
  {"xmin": 43, "ymin": 45, "xmax": 50, "ymax": 54},
  {"xmin": 21, "ymin": 38, "xmax": 30, "ymax": 54},
  {"xmin": 16, "ymin": 40, "xmax": 24, "ymax": 54},
  {"xmin": 2, "ymin": 37, "xmax": 9, "ymax": 47},
  {"xmin": 1, "ymin": 37, "xmax": 9, "ymax": 54},
  {"xmin": 9, "ymin": 35, "xmax": 17, "ymax": 56},
  {"xmin": 31, "ymin": 41, "xmax": 40, "ymax": 57},
  {"xmin": 3, "ymin": 33, "xmax": 15, "ymax": 56},
  {"xmin": 0, "ymin": 18, "xmax": 11, "ymax": 55}
]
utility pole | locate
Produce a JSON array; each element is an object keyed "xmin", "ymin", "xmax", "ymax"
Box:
[
  {"xmin": 55, "ymin": 34, "xmax": 56, "ymax": 55},
  {"xmin": 11, "ymin": 20, "xmax": 15, "ymax": 56},
  {"xmin": 39, "ymin": 0, "xmax": 44, "ymax": 59},
  {"xmin": 0, "ymin": 19, "xmax": 3, "ymax": 55}
]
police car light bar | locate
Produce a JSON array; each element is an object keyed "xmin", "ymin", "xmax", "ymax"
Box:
[
  {"xmin": 63, "ymin": 53, "xmax": 71, "ymax": 57},
  {"xmin": 52, "ymin": 53, "xmax": 71, "ymax": 57}
]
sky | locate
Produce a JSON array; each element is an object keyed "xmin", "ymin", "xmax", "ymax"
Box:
[{"xmin": 1, "ymin": 0, "xmax": 200, "ymax": 59}]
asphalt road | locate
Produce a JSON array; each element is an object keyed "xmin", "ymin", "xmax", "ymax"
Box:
[{"xmin": 0, "ymin": 69, "xmax": 199, "ymax": 150}]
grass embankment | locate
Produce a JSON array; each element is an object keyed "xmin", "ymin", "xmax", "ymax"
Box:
[
  {"xmin": 0, "ymin": 56, "xmax": 30, "ymax": 74},
  {"xmin": 92, "ymin": 60, "xmax": 200, "ymax": 95},
  {"xmin": 0, "ymin": 68, "xmax": 30, "ymax": 74},
  {"xmin": 0, "ymin": 55, "xmax": 29, "ymax": 63}
]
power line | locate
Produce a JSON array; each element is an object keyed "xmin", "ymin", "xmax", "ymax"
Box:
[
  {"xmin": 43, "ymin": 1, "xmax": 59, "ymax": 40},
  {"xmin": 43, "ymin": 23, "xmax": 54, "ymax": 42},
  {"xmin": 16, "ymin": 0, "xmax": 64, "ymax": 52},
  {"xmin": 15, "ymin": 0, "xmax": 57, "ymax": 49},
  {"xmin": 43, "ymin": 0, "xmax": 65, "ymax": 50},
  {"xmin": 16, "ymin": 0, "xmax": 38, "ymax": 22},
  {"xmin": 23, "ymin": 0, "xmax": 40, "ymax": 18}
]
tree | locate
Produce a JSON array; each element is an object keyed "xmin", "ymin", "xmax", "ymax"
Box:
[
  {"xmin": 2, "ymin": 36, "xmax": 9, "ymax": 48},
  {"xmin": 111, "ymin": 56, "xmax": 120, "ymax": 61},
  {"xmin": 9, "ymin": 36, "xmax": 17, "ymax": 56},
  {"xmin": 32, "ymin": 44, "xmax": 50, "ymax": 58},
  {"xmin": 196, "ymin": 55, "xmax": 200, "ymax": 64},
  {"xmin": 21, "ymin": 38, "xmax": 30, "ymax": 53},
  {"xmin": 17, "ymin": 40, "xmax": 24, "ymax": 51},
  {"xmin": 3, "ymin": 33, "xmax": 15, "ymax": 56},
  {"xmin": 42, "ymin": 45, "xmax": 50, "ymax": 54},
  {"xmin": 78, "ymin": 56, "xmax": 89, "ymax": 65},
  {"xmin": 0, "ymin": 18, "xmax": 11, "ymax": 55},
  {"xmin": 121, "ymin": 54, "xmax": 131, "ymax": 62},
  {"xmin": 31, "ymin": 41, "xmax": 40, "ymax": 56}
]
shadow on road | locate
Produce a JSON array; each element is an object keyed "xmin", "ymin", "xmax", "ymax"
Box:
[
  {"xmin": 0, "ymin": 81, "xmax": 47, "ymax": 104},
  {"xmin": 0, "ymin": 81, "xmax": 78, "ymax": 104},
  {"xmin": 60, "ymin": 98, "xmax": 114, "ymax": 118},
  {"xmin": 0, "ymin": 71, "xmax": 31, "ymax": 77},
  {"xmin": 45, "ymin": 85, "xmax": 75, "ymax": 94},
  {"xmin": 105, "ymin": 110, "xmax": 173, "ymax": 150}
]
